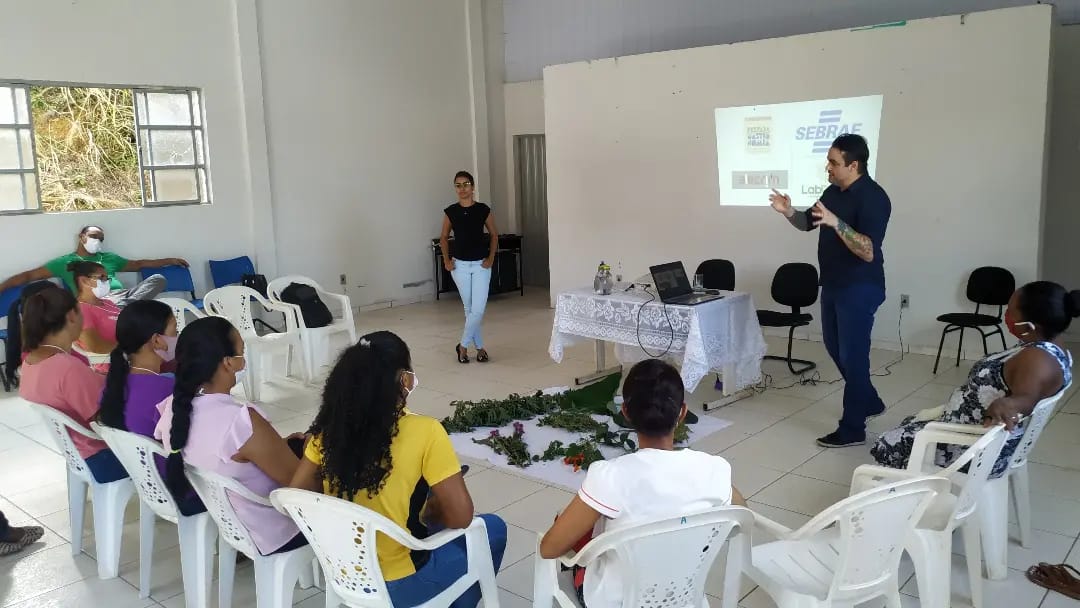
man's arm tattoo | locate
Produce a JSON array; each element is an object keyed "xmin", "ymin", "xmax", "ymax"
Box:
[{"xmin": 835, "ymin": 219, "xmax": 874, "ymax": 262}]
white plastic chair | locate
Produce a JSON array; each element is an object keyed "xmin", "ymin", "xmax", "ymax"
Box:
[
  {"xmin": 185, "ymin": 464, "xmax": 317, "ymax": 608},
  {"xmin": 24, "ymin": 401, "xmax": 136, "ymax": 579},
  {"xmin": 157, "ymin": 296, "xmax": 207, "ymax": 333},
  {"xmin": 267, "ymin": 275, "xmax": 358, "ymax": 378},
  {"xmin": 91, "ymin": 423, "xmax": 218, "ymax": 606},
  {"xmin": 919, "ymin": 384, "xmax": 1070, "ymax": 580},
  {"xmin": 270, "ymin": 488, "xmax": 499, "ymax": 608},
  {"xmin": 532, "ymin": 506, "xmax": 754, "ymax": 608},
  {"xmin": 203, "ymin": 285, "xmax": 310, "ymax": 402},
  {"xmin": 850, "ymin": 424, "xmax": 1008, "ymax": 608},
  {"xmin": 72, "ymin": 342, "xmax": 110, "ymax": 366},
  {"xmin": 746, "ymin": 476, "xmax": 951, "ymax": 608}
]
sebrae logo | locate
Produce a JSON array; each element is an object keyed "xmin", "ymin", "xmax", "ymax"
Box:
[{"xmin": 795, "ymin": 109, "xmax": 863, "ymax": 154}]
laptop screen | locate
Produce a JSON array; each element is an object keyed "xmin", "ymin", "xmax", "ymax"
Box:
[{"xmin": 649, "ymin": 262, "xmax": 692, "ymax": 299}]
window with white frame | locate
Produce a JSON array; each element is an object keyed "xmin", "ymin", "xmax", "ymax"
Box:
[{"xmin": 0, "ymin": 83, "xmax": 210, "ymax": 214}]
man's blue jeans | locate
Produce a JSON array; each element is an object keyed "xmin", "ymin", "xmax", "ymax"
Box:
[{"xmin": 820, "ymin": 283, "xmax": 886, "ymax": 438}]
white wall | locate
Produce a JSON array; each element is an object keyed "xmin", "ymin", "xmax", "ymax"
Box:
[
  {"xmin": 502, "ymin": 81, "xmax": 546, "ymax": 232},
  {"xmin": 256, "ymin": 0, "xmax": 479, "ymax": 307},
  {"xmin": 1043, "ymin": 25, "xmax": 1080, "ymax": 338},
  {"xmin": 543, "ymin": 5, "xmax": 1053, "ymax": 353},
  {"xmin": 0, "ymin": 0, "xmax": 264, "ymax": 295}
]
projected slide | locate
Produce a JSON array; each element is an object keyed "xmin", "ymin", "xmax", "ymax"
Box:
[{"xmin": 714, "ymin": 95, "xmax": 883, "ymax": 206}]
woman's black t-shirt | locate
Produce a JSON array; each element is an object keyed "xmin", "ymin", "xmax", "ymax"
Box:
[{"xmin": 444, "ymin": 202, "xmax": 491, "ymax": 261}]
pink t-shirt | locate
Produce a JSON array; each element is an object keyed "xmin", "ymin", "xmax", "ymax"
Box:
[
  {"xmin": 78, "ymin": 300, "xmax": 121, "ymax": 346},
  {"xmin": 19, "ymin": 352, "xmax": 108, "ymax": 459},
  {"xmin": 154, "ymin": 392, "xmax": 299, "ymax": 555}
]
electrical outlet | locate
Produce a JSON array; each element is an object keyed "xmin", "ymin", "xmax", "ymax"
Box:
[
  {"xmin": 339, "ymin": 274, "xmax": 347, "ymax": 286},
  {"xmin": 900, "ymin": 294, "xmax": 910, "ymax": 309}
]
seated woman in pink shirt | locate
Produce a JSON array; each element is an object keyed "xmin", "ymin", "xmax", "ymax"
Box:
[
  {"xmin": 70, "ymin": 260, "xmax": 121, "ymax": 355},
  {"xmin": 155, "ymin": 316, "xmax": 308, "ymax": 554},
  {"xmin": 18, "ymin": 285, "xmax": 128, "ymax": 483}
]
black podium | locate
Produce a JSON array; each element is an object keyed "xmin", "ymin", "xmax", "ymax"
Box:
[{"xmin": 431, "ymin": 235, "xmax": 524, "ymax": 299}]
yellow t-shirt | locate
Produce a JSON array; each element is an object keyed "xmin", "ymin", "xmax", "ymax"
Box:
[{"xmin": 303, "ymin": 410, "xmax": 461, "ymax": 581}]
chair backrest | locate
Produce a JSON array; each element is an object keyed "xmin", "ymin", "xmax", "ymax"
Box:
[
  {"xmin": 208, "ymin": 256, "xmax": 256, "ymax": 289},
  {"xmin": 942, "ymin": 425, "xmax": 1009, "ymax": 522},
  {"xmin": 0, "ymin": 284, "xmax": 25, "ymax": 324},
  {"xmin": 185, "ymin": 463, "xmax": 263, "ymax": 558},
  {"xmin": 92, "ymin": 423, "xmax": 179, "ymax": 523},
  {"xmin": 793, "ymin": 476, "xmax": 949, "ymax": 601},
  {"xmin": 156, "ymin": 297, "xmax": 206, "ymax": 333},
  {"xmin": 23, "ymin": 400, "xmax": 95, "ymax": 483},
  {"xmin": 203, "ymin": 286, "xmax": 261, "ymax": 335},
  {"xmin": 1006, "ymin": 381, "xmax": 1070, "ymax": 471},
  {"xmin": 142, "ymin": 265, "xmax": 197, "ymax": 299},
  {"xmin": 266, "ymin": 275, "xmax": 323, "ymax": 303},
  {"xmin": 770, "ymin": 263, "xmax": 819, "ymax": 311},
  {"xmin": 694, "ymin": 259, "xmax": 735, "ymax": 291},
  {"xmin": 966, "ymin": 266, "xmax": 1014, "ymax": 308},
  {"xmin": 574, "ymin": 506, "xmax": 754, "ymax": 608},
  {"xmin": 270, "ymin": 488, "xmax": 399, "ymax": 606}
]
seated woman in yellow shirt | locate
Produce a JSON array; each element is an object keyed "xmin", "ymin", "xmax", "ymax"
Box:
[{"xmin": 290, "ymin": 331, "xmax": 505, "ymax": 608}]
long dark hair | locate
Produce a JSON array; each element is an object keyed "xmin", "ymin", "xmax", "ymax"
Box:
[
  {"xmin": 99, "ymin": 300, "xmax": 175, "ymax": 430},
  {"xmin": 309, "ymin": 331, "xmax": 412, "ymax": 500},
  {"xmin": 164, "ymin": 316, "xmax": 240, "ymax": 498},
  {"xmin": 21, "ymin": 286, "xmax": 78, "ymax": 351},
  {"xmin": 4, "ymin": 281, "xmax": 59, "ymax": 383},
  {"xmin": 68, "ymin": 260, "xmax": 105, "ymax": 294}
]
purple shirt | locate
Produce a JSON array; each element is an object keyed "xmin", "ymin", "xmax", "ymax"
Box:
[{"xmin": 122, "ymin": 373, "xmax": 175, "ymax": 438}]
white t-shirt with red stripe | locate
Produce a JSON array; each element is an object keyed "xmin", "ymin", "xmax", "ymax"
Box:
[{"xmin": 578, "ymin": 448, "xmax": 734, "ymax": 608}]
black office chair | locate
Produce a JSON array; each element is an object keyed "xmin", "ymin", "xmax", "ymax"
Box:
[
  {"xmin": 695, "ymin": 259, "xmax": 735, "ymax": 291},
  {"xmin": 933, "ymin": 266, "xmax": 1015, "ymax": 374},
  {"xmin": 756, "ymin": 263, "xmax": 819, "ymax": 375}
]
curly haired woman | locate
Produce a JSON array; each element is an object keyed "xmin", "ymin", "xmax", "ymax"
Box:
[{"xmin": 290, "ymin": 330, "xmax": 506, "ymax": 608}]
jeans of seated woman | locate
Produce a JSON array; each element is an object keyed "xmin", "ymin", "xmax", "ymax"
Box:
[
  {"xmin": 386, "ymin": 513, "xmax": 507, "ymax": 608},
  {"xmin": 85, "ymin": 449, "xmax": 130, "ymax": 483}
]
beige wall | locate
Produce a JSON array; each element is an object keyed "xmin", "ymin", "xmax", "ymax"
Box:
[{"xmin": 542, "ymin": 5, "xmax": 1054, "ymax": 354}]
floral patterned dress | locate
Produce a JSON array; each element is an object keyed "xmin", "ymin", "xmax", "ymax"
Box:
[{"xmin": 871, "ymin": 341, "xmax": 1072, "ymax": 478}]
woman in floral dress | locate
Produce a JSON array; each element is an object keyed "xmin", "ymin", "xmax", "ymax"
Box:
[{"xmin": 872, "ymin": 281, "xmax": 1077, "ymax": 477}]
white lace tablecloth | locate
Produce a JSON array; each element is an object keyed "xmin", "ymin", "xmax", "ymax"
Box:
[{"xmin": 548, "ymin": 288, "xmax": 767, "ymax": 392}]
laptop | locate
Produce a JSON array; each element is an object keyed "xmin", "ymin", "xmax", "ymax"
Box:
[{"xmin": 648, "ymin": 262, "xmax": 724, "ymax": 305}]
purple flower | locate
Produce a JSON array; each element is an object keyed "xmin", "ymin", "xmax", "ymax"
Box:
[
  {"xmin": 513, "ymin": 422, "xmax": 525, "ymax": 434},
  {"xmin": 489, "ymin": 430, "xmax": 500, "ymax": 438}
]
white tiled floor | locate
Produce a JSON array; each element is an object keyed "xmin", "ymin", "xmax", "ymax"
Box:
[{"xmin": 2, "ymin": 289, "xmax": 1079, "ymax": 607}]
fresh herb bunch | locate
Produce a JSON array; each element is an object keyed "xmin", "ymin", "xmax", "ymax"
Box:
[
  {"xmin": 472, "ymin": 422, "xmax": 533, "ymax": 468},
  {"xmin": 442, "ymin": 391, "xmax": 568, "ymax": 433},
  {"xmin": 538, "ymin": 411, "xmax": 608, "ymax": 434},
  {"xmin": 533, "ymin": 439, "xmax": 605, "ymax": 471}
]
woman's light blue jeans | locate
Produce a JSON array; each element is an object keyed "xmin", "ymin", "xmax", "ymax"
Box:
[{"xmin": 450, "ymin": 259, "xmax": 491, "ymax": 349}]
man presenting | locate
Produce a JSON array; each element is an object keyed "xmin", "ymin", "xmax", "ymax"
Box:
[
  {"xmin": 769, "ymin": 133, "xmax": 891, "ymax": 447},
  {"xmin": 0, "ymin": 225, "xmax": 188, "ymax": 306}
]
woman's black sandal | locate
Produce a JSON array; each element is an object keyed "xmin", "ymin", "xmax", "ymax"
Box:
[
  {"xmin": 476, "ymin": 349, "xmax": 490, "ymax": 363},
  {"xmin": 456, "ymin": 344, "xmax": 470, "ymax": 364}
]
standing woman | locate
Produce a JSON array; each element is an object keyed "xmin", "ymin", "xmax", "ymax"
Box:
[{"xmin": 439, "ymin": 170, "xmax": 498, "ymax": 364}]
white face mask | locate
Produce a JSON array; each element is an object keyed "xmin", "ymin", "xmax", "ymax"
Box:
[
  {"xmin": 404, "ymin": 371, "xmax": 419, "ymax": 398},
  {"xmin": 84, "ymin": 238, "xmax": 103, "ymax": 254},
  {"xmin": 92, "ymin": 279, "xmax": 112, "ymax": 299}
]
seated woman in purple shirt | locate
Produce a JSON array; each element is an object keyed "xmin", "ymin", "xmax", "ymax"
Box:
[{"xmin": 97, "ymin": 300, "xmax": 203, "ymax": 513}]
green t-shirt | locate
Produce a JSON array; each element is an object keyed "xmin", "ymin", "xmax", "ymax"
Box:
[{"xmin": 44, "ymin": 252, "xmax": 130, "ymax": 292}]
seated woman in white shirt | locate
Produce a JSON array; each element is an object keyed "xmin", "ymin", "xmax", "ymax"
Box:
[{"xmin": 540, "ymin": 359, "xmax": 746, "ymax": 608}]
